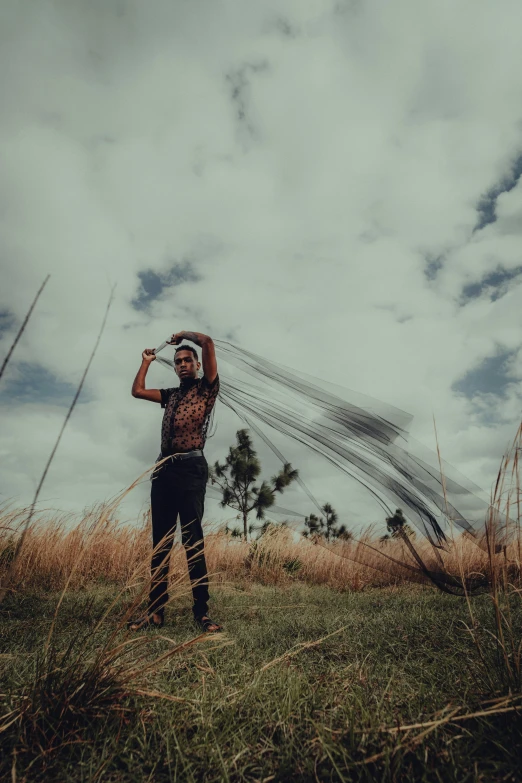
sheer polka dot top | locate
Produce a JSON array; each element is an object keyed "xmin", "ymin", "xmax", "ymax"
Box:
[{"xmin": 159, "ymin": 375, "xmax": 220, "ymax": 455}]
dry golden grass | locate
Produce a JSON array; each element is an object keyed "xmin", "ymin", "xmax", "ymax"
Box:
[
  {"xmin": 1, "ymin": 421, "xmax": 520, "ymax": 599},
  {"xmin": 1, "ymin": 501, "xmax": 520, "ymax": 596}
]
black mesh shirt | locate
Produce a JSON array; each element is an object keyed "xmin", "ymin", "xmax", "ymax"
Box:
[{"xmin": 159, "ymin": 374, "xmax": 219, "ymax": 455}]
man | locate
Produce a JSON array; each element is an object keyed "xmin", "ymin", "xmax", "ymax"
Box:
[{"xmin": 129, "ymin": 330, "xmax": 221, "ymax": 632}]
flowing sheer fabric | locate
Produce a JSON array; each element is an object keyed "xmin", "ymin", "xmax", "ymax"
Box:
[{"xmin": 154, "ymin": 339, "xmax": 508, "ymax": 594}]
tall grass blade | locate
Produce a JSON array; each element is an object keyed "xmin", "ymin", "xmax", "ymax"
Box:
[
  {"xmin": 0, "ymin": 275, "xmax": 50, "ymax": 382},
  {"xmin": 0, "ymin": 286, "xmax": 115, "ymax": 604}
]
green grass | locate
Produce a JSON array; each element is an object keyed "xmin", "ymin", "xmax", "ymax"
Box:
[{"xmin": 1, "ymin": 583, "xmax": 521, "ymax": 782}]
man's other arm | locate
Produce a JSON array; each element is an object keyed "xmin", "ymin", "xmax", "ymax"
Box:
[{"xmin": 131, "ymin": 349, "xmax": 162, "ymax": 403}]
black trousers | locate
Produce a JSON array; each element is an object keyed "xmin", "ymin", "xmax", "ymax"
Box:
[{"xmin": 149, "ymin": 455, "xmax": 209, "ymax": 619}]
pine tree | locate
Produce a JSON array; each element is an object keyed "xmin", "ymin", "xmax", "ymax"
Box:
[
  {"xmin": 334, "ymin": 524, "xmax": 353, "ymax": 542},
  {"xmin": 385, "ymin": 508, "xmax": 416, "ymax": 539},
  {"xmin": 303, "ymin": 503, "xmax": 351, "ymax": 542},
  {"xmin": 322, "ymin": 502, "xmax": 338, "ymax": 542},
  {"xmin": 210, "ymin": 429, "xmax": 298, "ymax": 540},
  {"xmin": 303, "ymin": 512, "xmax": 322, "ymax": 538}
]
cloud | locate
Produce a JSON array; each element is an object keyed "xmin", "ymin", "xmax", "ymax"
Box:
[
  {"xmin": 460, "ymin": 266, "xmax": 522, "ymax": 304},
  {"xmin": 474, "ymin": 153, "xmax": 522, "ymax": 232},
  {"xmin": 0, "ymin": 310, "xmax": 15, "ymax": 339},
  {"xmin": 452, "ymin": 349, "xmax": 520, "ymax": 399},
  {"xmin": 0, "ymin": 362, "xmax": 91, "ymax": 406},
  {"xmin": 1, "ymin": 0, "xmax": 522, "ymax": 532},
  {"xmin": 132, "ymin": 261, "xmax": 201, "ymax": 312}
]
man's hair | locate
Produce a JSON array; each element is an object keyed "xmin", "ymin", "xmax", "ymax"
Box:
[{"xmin": 174, "ymin": 344, "xmax": 199, "ymax": 361}]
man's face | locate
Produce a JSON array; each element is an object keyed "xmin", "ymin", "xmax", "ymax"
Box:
[{"xmin": 174, "ymin": 350, "xmax": 200, "ymax": 380}]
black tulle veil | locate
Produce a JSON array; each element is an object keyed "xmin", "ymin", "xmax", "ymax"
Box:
[{"xmin": 154, "ymin": 339, "xmax": 509, "ymax": 595}]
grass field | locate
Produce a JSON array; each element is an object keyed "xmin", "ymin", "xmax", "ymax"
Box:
[
  {"xmin": 1, "ymin": 420, "xmax": 521, "ymax": 782},
  {"xmin": 1, "ymin": 579, "xmax": 522, "ymax": 782}
]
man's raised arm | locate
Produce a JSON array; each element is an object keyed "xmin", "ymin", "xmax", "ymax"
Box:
[
  {"xmin": 170, "ymin": 331, "xmax": 218, "ymax": 385},
  {"xmin": 131, "ymin": 349, "xmax": 162, "ymax": 403}
]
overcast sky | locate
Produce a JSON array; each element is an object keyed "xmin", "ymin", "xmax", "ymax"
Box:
[{"xmin": 1, "ymin": 0, "xmax": 522, "ymax": 533}]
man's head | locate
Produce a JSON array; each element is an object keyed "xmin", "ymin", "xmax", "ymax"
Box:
[{"xmin": 174, "ymin": 344, "xmax": 201, "ymax": 380}]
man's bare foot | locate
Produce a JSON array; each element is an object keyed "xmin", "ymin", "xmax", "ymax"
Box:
[{"xmin": 127, "ymin": 612, "xmax": 164, "ymax": 631}]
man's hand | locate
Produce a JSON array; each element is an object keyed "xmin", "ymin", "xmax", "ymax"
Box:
[
  {"xmin": 165, "ymin": 331, "xmax": 216, "ymax": 383},
  {"xmin": 168, "ymin": 332, "xmax": 186, "ymax": 346},
  {"xmin": 142, "ymin": 348, "xmax": 157, "ymax": 363},
  {"xmin": 168, "ymin": 331, "xmax": 211, "ymax": 347}
]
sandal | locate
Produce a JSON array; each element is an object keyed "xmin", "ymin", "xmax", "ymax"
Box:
[
  {"xmin": 127, "ymin": 612, "xmax": 164, "ymax": 631},
  {"xmin": 195, "ymin": 615, "xmax": 222, "ymax": 633}
]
